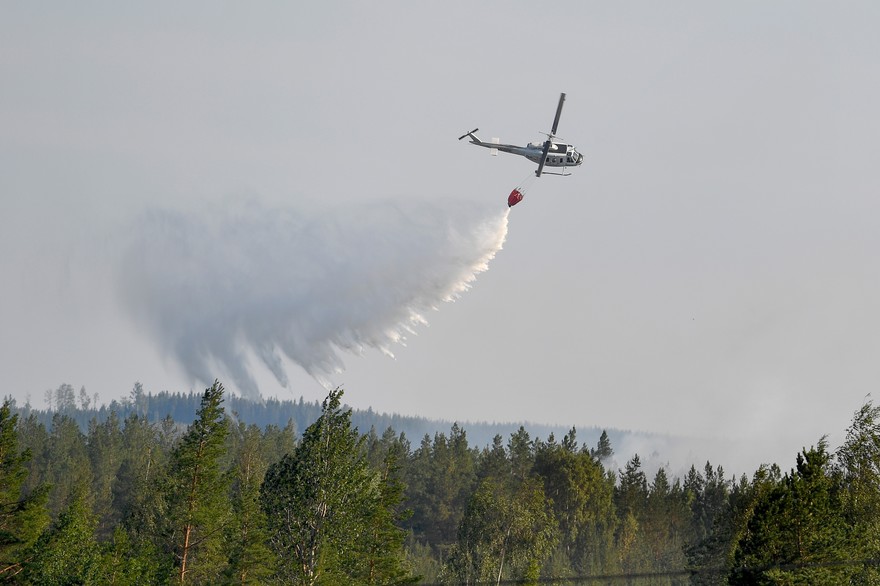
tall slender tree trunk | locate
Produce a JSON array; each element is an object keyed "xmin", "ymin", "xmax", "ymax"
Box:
[
  {"xmin": 179, "ymin": 523, "xmax": 192, "ymax": 584},
  {"xmin": 496, "ymin": 525, "xmax": 512, "ymax": 585}
]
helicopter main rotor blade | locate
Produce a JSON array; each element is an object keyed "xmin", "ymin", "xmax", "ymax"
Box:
[
  {"xmin": 535, "ymin": 140, "xmax": 552, "ymax": 177},
  {"xmin": 550, "ymin": 92, "xmax": 566, "ymax": 137}
]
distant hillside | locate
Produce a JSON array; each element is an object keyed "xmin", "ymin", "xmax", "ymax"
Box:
[
  {"xmin": 17, "ymin": 388, "xmax": 595, "ymax": 445},
  {"xmin": 16, "ymin": 386, "xmax": 705, "ymax": 476}
]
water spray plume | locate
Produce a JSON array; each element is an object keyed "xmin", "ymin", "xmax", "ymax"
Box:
[{"xmin": 117, "ymin": 198, "xmax": 510, "ymax": 399}]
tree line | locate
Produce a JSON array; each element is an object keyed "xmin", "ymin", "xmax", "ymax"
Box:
[
  {"xmin": 32, "ymin": 382, "xmax": 610, "ymax": 464},
  {"xmin": 2, "ymin": 382, "xmax": 880, "ymax": 584}
]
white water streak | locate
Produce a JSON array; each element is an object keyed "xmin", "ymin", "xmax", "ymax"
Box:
[{"xmin": 117, "ymin": 198, "xmax": 509, "ymax": 399}]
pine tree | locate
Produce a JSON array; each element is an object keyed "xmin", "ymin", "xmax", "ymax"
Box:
[{"xmin": 164, "ymin": 380, "xmax": 230, "ymax": 585}]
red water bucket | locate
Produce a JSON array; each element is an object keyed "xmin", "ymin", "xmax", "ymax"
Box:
[{"xmin": 508, "ymin": 189, "xmax": 524, "ymax": 207}]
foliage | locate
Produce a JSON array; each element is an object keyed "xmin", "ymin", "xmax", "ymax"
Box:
[
  {"xmin": 163, "ymin": 380, "xmax": 231, "ymax": 585},
  {"xmin": 260, "ymin": 388, "xmax": 414, "ymax": 585},
  {"xmin": 0, "ymin": 400, "xmax": 48, "ymax": 580},
  {"xmin": 837, "ymin": 399, "xmax": 880, "ymax": 578},
  {"xmin": 7, "ymin": 386, "xmax": 880, "ymax": 583},
  {"xmin": 443, "ymin": 476, "xmax": 556, "ymax": 584},
  {"xmin": 224, "ymin": 422, "xmax": 275, "ymax": 584},
  {"xmin": 533, "ymin": 430, "xmax": 616, "ymax": 576},
  {"xmin": 404, "ymin": 423, "xmax": 477, "ymax": 552},
  {"xmin": 729, "ymin": 441, "xmax": 852, "ymax": 584},
  {"xmin": 22, "ymin": 490, "xmax": 102, "ymax": 585}
]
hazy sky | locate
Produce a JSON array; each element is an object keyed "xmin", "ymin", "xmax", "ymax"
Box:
[{"xmin": 3, "ymin": 2, "xmax": 880, "ymax": 473}]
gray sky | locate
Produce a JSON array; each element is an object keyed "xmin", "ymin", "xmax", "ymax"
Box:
[{"xmin": 2, "ymin": 2, "xmax": 880, "ymax": 473}]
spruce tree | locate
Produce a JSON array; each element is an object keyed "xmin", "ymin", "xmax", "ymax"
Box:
[
  {"xmin": 591, "ymin": 430, "xmax": 613, "ymax": 464},
  {"xmin": 87, "ymin": 411, "xmax": 124, "ymax": 539},
  {"xmin": 225, "ymin": 422, "xmax": 274, "ymax": 584},
  {"xmin": 22, "ymin": 490, "xmax": 101, "ymax": 584},
  {"xmin": 0, "ymin": 400, "xmax": 48, "ymax": 579},
  {"xmin": 730, "ymin": 443, "xmax": 850, "ymax": 584},
  {"xmin": 615, "ymin": 455, "xmax": 649, "ymax": 574}
]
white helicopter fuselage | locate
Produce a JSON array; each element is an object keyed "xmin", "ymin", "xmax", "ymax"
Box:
[
  {"xmin": 523, "ymin": 141, "xmax": 583, "ymax": 168},
  {"xmin": 459, "ymin": 131, "xmax": 584, "ymax": 172}
]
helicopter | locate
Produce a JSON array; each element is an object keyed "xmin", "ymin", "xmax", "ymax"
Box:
[{"xmin": 458, "ymin": 92, "xmax": 583, "ymax": 178}]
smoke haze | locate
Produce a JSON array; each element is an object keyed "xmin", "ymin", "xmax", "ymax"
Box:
[{"xmin": 117, "ymin": 198, "xmax": 509, "ymax": 399}]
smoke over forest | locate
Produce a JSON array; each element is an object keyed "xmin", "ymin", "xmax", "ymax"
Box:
[{"xmin": 116, "ymin": 198, "xmax": 510, "ymax": 399}]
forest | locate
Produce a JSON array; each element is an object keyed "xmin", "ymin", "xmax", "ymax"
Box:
[{"xmin": 1, "ymin": 381, "xmax": 879, "ymax": 585}]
